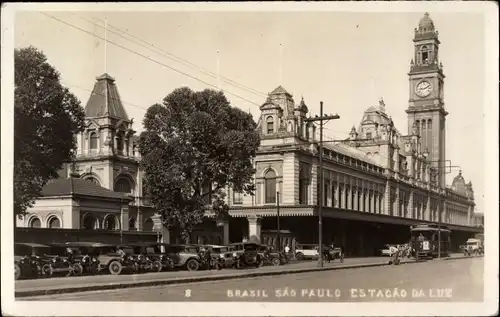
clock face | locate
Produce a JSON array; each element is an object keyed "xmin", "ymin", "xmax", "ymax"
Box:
[{"xmin": 415, "ymin": 80, "xmax": 432, "ymax": 98}]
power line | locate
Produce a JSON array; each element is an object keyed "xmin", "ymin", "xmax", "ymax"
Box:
[
  {"xmin": 79, "ymin": 15, "xmax": 268, "ymax": 98},
  {"xmin": 40, "ymin": 13, "xmax": 263, "ymax": 108}
]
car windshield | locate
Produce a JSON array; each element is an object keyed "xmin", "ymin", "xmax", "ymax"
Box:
[
  {"xmin": 243, "ymin": 244, "xmax": 258, "ymax": 251},
  {"xmin": 466, "ymin": 241, "xmax": 477, "ymax": 245}
]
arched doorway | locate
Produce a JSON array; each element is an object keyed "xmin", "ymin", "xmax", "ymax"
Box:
[
  {"xmin": 104, "ymin": 215, "xmax": 118, "ymax": 230},
  {"xmin": 82, "ymin": 214, "xmax": 99, "ymax": 230}
]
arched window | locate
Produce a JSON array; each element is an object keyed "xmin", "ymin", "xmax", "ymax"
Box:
[
  {"xmin": 427, "ymin": 119, "xmax": 432, "ymax": 129},
  {"xmin": 82, "ymin": 214, "xmax": 98, "ymax": 230},
  {"xmin": 421, "ymin": 46, "xmax": 429, "ymax": 64},
  {"xmin": 89, "ymin": 132, "xmax": 98, "ymax": 150},
  {"xmin": 104, "ymin": 216, "xmax": 117, "ymax": 230},
  {"xmin": 84, "ymin": 177, "xmax": 100, "ymax": 186},
  {"xmin": 115, "ymin": 177, "xmax": 132, "ymax": 194},
  {"xmin": 264, "ymin": 169, "xmax": 277, "ymax": 204},
  {"xmin": 266, "ymin": 116, "xmax": 274, "ymax": 134},
  {"xmin": 143, "ymin": 218, "xmax": 154, "ymax": 232},
  {"xmin": 48, "ymin": 217, "xmax": 60, "ymax": 228},
  {"xmin": 29, "ymin": 217, "xmax": 41, "ymax": 228},
  {"xmin": 129, "ymin": 217, "xmax": 136, "ymax": 230}
]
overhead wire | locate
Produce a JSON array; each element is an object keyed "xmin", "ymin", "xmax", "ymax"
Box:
[
  {"xmin": 40, "ymin": 12, "xmax": 263, "ymax": 109},
  {"xmin": 78, "ymin": 15, "xmax": 268, "ymax": 98}
]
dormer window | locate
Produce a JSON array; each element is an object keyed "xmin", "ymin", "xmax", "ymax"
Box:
[{"xmin": 266, "ymin": 116, "xmax": 274, "ymax": 134}]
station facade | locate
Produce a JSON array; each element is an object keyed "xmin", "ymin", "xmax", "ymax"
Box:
[{"xmin": 17, "ymin": 13, "xmax": 483, "ymax": 254}]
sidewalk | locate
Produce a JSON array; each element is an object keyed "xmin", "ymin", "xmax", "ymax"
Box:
[{"xmin": 15, "ymin": 253, "xmax": 477, "ymax": 298}]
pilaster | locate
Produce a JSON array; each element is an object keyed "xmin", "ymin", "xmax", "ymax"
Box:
[
  {"xmin": 282, "ymin": 152, "xmax": 298, "ymax": 204},
  {"xmin": 408, "ymin": 190, "xmax": 414, "ymax": 218},
  {"xmin": 384, "ymin": 181, "xmax": 390, "ymax": 215},
  {"xmin": 247, "ymin": 216, "xmax": 262, "ymax": 242},
  {"xmin": 310, "ymin": 164, "xmax": 318, "ymax": 205}
]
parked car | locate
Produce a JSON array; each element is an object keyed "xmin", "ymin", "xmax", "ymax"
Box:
[
  {"xmin": 44, "ymin": 243, "xmax": 84, "ymax": 277},
  {"xmin": 257, "ymin": 244, "xmax": 287, "ymax": 266},
  {"xmin": 62, "ymin": 242, "xmax": 100, "ymax": 275},
  {"xmin": 14, "ymin": 243, "xmax": 50, "ymax": 280},
  {"xmin": 228, "ymin": 242, "xmax": 263, "ymax": 269},
  {"xmin": 162, "ymin": 244, "xmax": 202, "ymax": 271},
  {"xmin": 294, "ymin": 244, "xmax": 321, "ymax": 260},
  {"xmin": 117, "ymin": 244, "xmax": 163, "ymax": 273},
  {"xmin": 74, "ymin": 242, "xmax": 137, "ymax": 275},
  {"xmin": 193, "ymin": 244, "xmax": 229, "ymax": 270},
  {"xmin": 129, "ymin": 242, "xmax": 175, "ymax": 271},
  {"xmin": 380, "ymin": 244, "xmax": 398, "ymax": 257}
]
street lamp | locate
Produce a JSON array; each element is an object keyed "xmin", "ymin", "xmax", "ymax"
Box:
[{"xmin": 276, "ymin": 190, "xmax": 281, "ymax": 252}]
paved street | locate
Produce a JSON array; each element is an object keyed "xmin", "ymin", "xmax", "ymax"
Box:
[
  {"xmin": 15, "ymin": 256, "xmax": 392, "ymax": 294},
  {"xmin": 23, "ymin": 257, "xmax": 482, "ymax": 302}
]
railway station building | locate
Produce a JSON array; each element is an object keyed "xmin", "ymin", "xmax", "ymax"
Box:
[{"xmin": 17, "ymin": 13, "xmax": 483, "ymax": 254}]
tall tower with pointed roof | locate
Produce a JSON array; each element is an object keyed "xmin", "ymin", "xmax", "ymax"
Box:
[
  {"xmin": 406, "ymin": 13, "xmax": 448, "ymax": 187},
  {"xmin": 73, "ymin": 73, "xmax": 139, "ymax": 193}
]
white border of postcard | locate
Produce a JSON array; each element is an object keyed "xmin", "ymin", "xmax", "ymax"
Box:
[{"xmin": 1, "ymin": 1, "xmax": 498, "ymax": 316}]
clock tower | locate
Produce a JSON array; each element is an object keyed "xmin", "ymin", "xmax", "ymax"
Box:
[{"xmin": 406, "ymin": 12, "xmax": 448, "ymax": 187}]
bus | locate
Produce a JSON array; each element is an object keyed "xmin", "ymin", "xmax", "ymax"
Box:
[{"xmin": 410, "ymin": 224, "xmax": 451, "ymax": 259}]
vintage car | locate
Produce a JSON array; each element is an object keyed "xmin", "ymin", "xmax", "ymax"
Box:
[
  {"xmin": 43, "ymin": 243, "xmax": 84, "ymax": 277},
  {"xmin": 14, "ymin": 243, "xmax": 50, "ymax": 280},
  {"xmin": 62, "ymin": 242, "xmax": 102, "ymax": 274},
  {"xmin": 380, "ymin": 244, "xmax": 398, "ymax": 257},
  {"xmin": 161, "ymin": 244, "xmax": 202, "ymax": 271},
  {"xmin": 69, "ymin": 242, "xmax": 137, "ymax": 275},
  {"xmin": 294, "ymin": 244, "xmax": 320, "ymax": 260},
  {"xmin": 117, "ymin": 243, "xmax": 164, "ymax": 273},
  {"xmin": 227, "ymin": 242, "xmax": 263, "ymax": 269},
  {"xmin": 192, "ymin": 244, "xmax": 229, "ymax": 270},
  {"xmin": 257, "ymin": 244, "xmax": 287, "ymax": 266},
  {"xmin": 125, "ymin": 242, "xmax": 175, "ymax": 272}
]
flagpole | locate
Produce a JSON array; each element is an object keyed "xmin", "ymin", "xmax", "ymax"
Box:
[
  {"xmin": 104, "ymin": 17, "xmax": 108, "ymax": 74},
  {"xmin": 279, "ymin": 44, "xmax": 283, "ymax": 85},
  {"xmin": 216, "ymin": 50, "xmax": 220, "ymax": 90}
]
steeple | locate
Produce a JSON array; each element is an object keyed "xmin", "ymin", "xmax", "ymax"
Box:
[{"xmin": 85, "ymin": 73, "xmax": 129, "ymax": 120}]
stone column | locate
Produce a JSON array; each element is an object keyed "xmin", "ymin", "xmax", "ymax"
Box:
[
  {"xmin": 375, "ymin": 191, "xmax": 380, "ymax": 213},
  {"xmin": 339, "ymin": 185, "xmax": 345, "ymax": 209},
  {"xmin": 353, "ymin": 186, "xmax": 358, "ymax": 211},
  {"xmin": 347, "ymin": 185, "xmax": 352, "ymax": 210},
  {"xmin": 426, "ymin": 196, "xmax": 431, "ymax": 221},
  {"xmin": 395, "ymin": 186, "xmax": 400, "ymax": 217},
  {"xmin": 335, "ymin": 183, "xmax": 340, "ymax": 208},
  {"xmin": 370, "ymin": 190, "xmax": 375, "ymax": 213},
  {"xmin": 408, "ymin": 190, "xmax": 414, "ymax": 218},
  {"xmin": 247, "ymin": 216, "xmax": 262, "ymax": 242},
  {"xmin": 384, "ymin": 181, "xmax": 390, "ymax": 215},
  {"xmin": 359, "ymin": 186, "xmax": 365, "ymax": 212},
  {"xmin": 77, "ymin": 132, "xmax": 82, "ymax": 155},
  {"xmin": 120, "ymin": 204, "xmax": 129, "ymax": 232},
  {"xmin": 135, "ymin": 206, "xmax": 143, "ymax": 231},
  {"xmin": 364, "ymin": 189, "xmax": 369, "ymax": 213},
  {"xmin": 467, "ymin": 205, "xmax": 472, "ymax": 226}
]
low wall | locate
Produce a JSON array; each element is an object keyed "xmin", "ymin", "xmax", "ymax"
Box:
[{"xmin": 14, "ymin": 228, "xmax": 159, "ymax": 245}]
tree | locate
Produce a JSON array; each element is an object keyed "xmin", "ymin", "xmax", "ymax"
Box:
[
  {"xmin": 14, "ymin": 46, "xmax": 85, "ymax": 218},
  {"xmin": 139, "ymin": 87, "xmax": 260, "ymax": 242}
]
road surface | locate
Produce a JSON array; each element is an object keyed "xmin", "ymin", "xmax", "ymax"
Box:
[{"xmin": 24, "ymin": 257, "xmax": 483, "ymax": 302}]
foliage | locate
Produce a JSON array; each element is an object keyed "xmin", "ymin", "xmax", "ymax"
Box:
[
  {"xmin": 139, "ymin": 87, "xmax": 260, "ymax": 242},
  {"xmin": 14, "ymin": 46, "xmax": 85, "ymax": 218}
]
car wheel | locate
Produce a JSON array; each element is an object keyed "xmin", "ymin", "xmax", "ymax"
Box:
[
  {"xmin": 153, "ymin": 260, "xmax": 162, "ymax": 272},
  {"xmin": 108, "ymin": 261, "xmax": 123, "ymax": 275},
  {"xmin": 72, "ymin": 263, "xmax": 84, "ymax": 276},
  {"xmin": 14, "ymin": 264, "xmax": 21, "ymax": 280},
  {"xmin": 186, "ymin": 259, "xmax": 199, "ymax": 271},
  {"xmin": 295, "ymin": 252, "xmax": 304, "ymax": 261},
  {"xmin": 42, "ymin": 264, "xmax": 53, "ymax": 278},
  {"xmin": 271, "ymin": 257, "xmax": 281, "ymax": 266}
]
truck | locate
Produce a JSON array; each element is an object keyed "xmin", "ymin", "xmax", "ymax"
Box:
[{"xmin": 464, "ymin": 235, "xmax": 484, "ymax": 256}]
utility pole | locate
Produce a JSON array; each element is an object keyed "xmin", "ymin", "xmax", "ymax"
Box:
[
  {"xmin": 276, "ymin": 191, "xmax": 281, "ymax": 252},
  {"xmin": 428, "ymin": 159, "xmax": 460, "ymax": 259},
  {"xmin": 305, "ymin": 101, "xmax": 340, "ymax": 267}
]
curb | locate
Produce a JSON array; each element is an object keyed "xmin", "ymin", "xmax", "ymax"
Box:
[
  {"xmin": 17, "ymin": 256, "xmax": 475, "ymax": 298},
  {"xmin": 16, "ymin": 260, "xmax": 414, "ymax": 298},
  {"xmin": 443, "ymin": 255, "xmax": 484, "ymax": 260}
]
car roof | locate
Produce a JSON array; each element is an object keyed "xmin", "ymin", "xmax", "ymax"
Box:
[
  {"xmin": 65, "ymin": 242, "xmax": 115, "ymax": 247},
  {"xmin": 15, "ymin": 242, "xmax": 50, "ymax": 248}
]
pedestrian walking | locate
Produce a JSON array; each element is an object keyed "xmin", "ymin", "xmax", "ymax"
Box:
[{"xmin": 284, "ymin": 244, "xmax": 290, "ymax": 254}]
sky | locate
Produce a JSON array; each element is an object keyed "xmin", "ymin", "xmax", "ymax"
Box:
[{"xmin": 14, "ymin": 9, "xmax": 487, "ymax": 213}]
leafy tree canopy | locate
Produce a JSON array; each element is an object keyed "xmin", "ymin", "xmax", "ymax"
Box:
[
  {"xmin": 139, "ymin": 87, "xmax": 260, "ymax": 241},
  {"xmin": 14, "ymin": 46, "xmax": 85, "ymax": 217}
]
